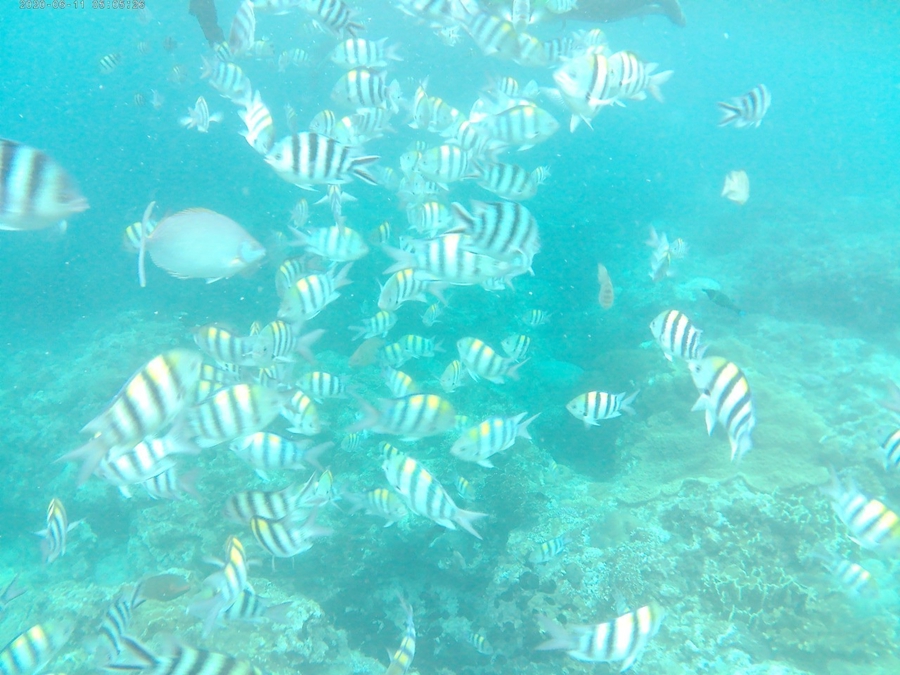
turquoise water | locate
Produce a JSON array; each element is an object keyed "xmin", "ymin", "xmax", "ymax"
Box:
[{"xmin": 2, "ymin": 1, "xmax": 900, "ymax": 674}]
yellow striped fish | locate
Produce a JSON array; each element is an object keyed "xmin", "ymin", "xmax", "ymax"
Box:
[
  {"xmin": 107, "ymin": 639, "xmax": 263, "ymax": 675},
  {"xmin": 450, "ymin": 412, "xmax": 539, "ymax": 468},
  {"xmin": 189, "ymin": 537, "xmax": 251, "ymax": 636},
  {"xmin": 354, "ymin": 394, "xmax": 457, "ymax": 440},
  {"xmin": 824, "ymin": 470, "xmax": 900, "ymax": 553},
  {"xmin": 36, "ymin": 498, "xmax": 82, "ymax": 564},
  {"xmin": 537, "ymin": 603, "xmax": 665, "ymax": 671},
  {"xmin": 193, "ymin": 325, "xmax": 257, "ymax": 366},
  {"xmin": 61, "ymin": 350, "xmax": 202, "ymax": 484},
  {"xmin": 384, "ymin": 598, "xmax": 416, "ymax": 675},
  {"xmin": 456, "ymin": 337, "xmax": 524, "ymax": 384},
  {"xmin": 282, "ymin": 390, "xmax": 321, "ymax": 435},
  {"xmin": 0, "ymin": 622, "xmax": 72, "ymax": 675},
  {"xmin": 188, "ymin": 384, "xmax": 286, "ymax": 447},
  {"xmin": 381, "ymin": 444, "xmax": 486, "ymax": 538},
  {"xmin": 688, "ymin": 356, "xmax": 755, "ymax": 461},
  {"xmin": 344, "ymin": 487, "xmax": 408, "ymax": 527},
  {"xmin": 249, "ymin": 510, "xmax": 331, "ymax": 560}
]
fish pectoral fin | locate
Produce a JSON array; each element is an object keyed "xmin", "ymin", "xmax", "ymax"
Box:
[
  {"xmin": 690, "ymin": 395, "xmax": 708, "ymax": 413},
  {"xmin": 205, "ymin": 277, "xmax": 224, "ymax": 284},
  {"xmin": 705, "ymin": 409, "xmax": 717, "ymax": 435}
]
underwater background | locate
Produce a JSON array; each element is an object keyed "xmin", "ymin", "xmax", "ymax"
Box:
[{"xmin": 2, "ymin": 1, "xmax": 900, "ymax": 674}]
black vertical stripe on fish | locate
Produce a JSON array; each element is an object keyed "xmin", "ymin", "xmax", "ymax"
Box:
[
  {"xmin": 0, "ymin": 142, "xmax": 15, "ymax": 213},
  {"xmin": 24, "ymin": 149, "xmax": 45, "ymax": 214},
  {"xmin": 291, "ymin": 134, "xmax": 300, "ymax": 176}
]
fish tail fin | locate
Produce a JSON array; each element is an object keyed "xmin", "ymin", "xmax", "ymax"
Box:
[
  {"xmin": 303, "ymin": 441, "xmax": 333, "ymax": 472},
  {"xmin": 535, "ymin": 615, "xmax": 574, "ymax": 651},
  {"xmin": 381, "ymin": 246, "xmax": 418, "ymax": 274},
  {"xmin": 350, "ymin": 155, "xmax": 380, "ymax": 185},
  {"xmin": 348, "ymin": 395, "xmax": 381, "ymax": 434},
  {"xmin": 453, "ymin": 508, "xmax": 487, "ymax": 539},
  {"xmin": 177, "ymin": 468, "xmax": 202, "ymax": 501},
  {"xmin": 879, "ymin": 381, "xmax": 900, "ymax": 413},
  {"xmin": 517, "ymin": 413, "xmax": 541, "ymax": 440},
  {"xmin": 294, "ymin": 328, "xmax": 325, "ymax": 363},
  {"xmin": 716, "ymin": 101, "xmax": 741, "ymax": 127},
  {"xmin": 504, "ymin": 357, "xmax": 529, "ymax": 381},
  {"xmin": 106, "ymin": 636, "xmax": 159, "ymax": 671},
  {"xmin": 263, "ymin": 601, "xmax": 292, "ymax": 624},
  {"xmin": 0, "ymin": 574, "xmax": 26, "ymax": 606},
  {"xmin": 621, "ymin": 390, "xmax": 640, "ymax": 416},
  {"xmin": 137, "ymin": 200, "xmax": 155, "ymax": 288},
  {"xmin": 648, "ymin": 70, "xmax": 674, "ymax": 103},
  {"xmin": 56, "ymin": 437, "xmax": 109, "ymax": 487},
  {"xmin": 730, "ymin": 433, "xmax": 753, "ymax": 463}
]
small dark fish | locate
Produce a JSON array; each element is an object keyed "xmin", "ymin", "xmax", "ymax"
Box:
[
  {"xmin": 702, "ymin": 289, "xmax": 745, "ymax": 316},
  {"xmin": 139, "ymin": 573, "xmax": 191, "ymax": 601},
  {"xmin": 163, "ymin": 37, "xmax": 179, "ymax": 52}
]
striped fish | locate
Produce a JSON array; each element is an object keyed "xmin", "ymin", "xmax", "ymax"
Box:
[
  {"xmin": 823, "ymin": 470, "xmax": 900, "ymax": 552},
  {"xmin": 451, "ymin": 200, "xmax": 539, "ymax": 265},
  {"xmin": 649, "ymin": 310, "xmax": 706, "ymax": 362},
  {"xmin": 330, "ymin": 38, "xmax": 401, "ymax": 69},
  {"xmin": 108, "ymin": 639, "xmax": 263, "ymax": 675},
  {"xmin": 529, "ymin": 533, "xmax": 571, "ymax": 564},
  {"xmin": 266, "ymin": 133, "xmax": 379, "ymax": 189},
  {"xmin": 422, "ymin": 302, "xmax": 443, "ymax": 327},
  {"xmin": 228, "ymin": 0, "xmax": 256, "ymax": 57},
  {"xmin": 354, "ymin": 394, "xmax": 457, "ymax": 440},
  {"xmin": 450, "ymin": 412, "xmax": 539, "ymax": 468},
  {"xmin": 566, "ymin": 390, "xmax": 638, "ymax": 428},
  {"xmin": 238, "ymin": 90, "xmax": 274, "ymax": 155},
  {"xmin": 282, "ymin": 390, "xmax": 321, "ymax": 435},
  {"xmin": 552, "ymin": 52, "xmax": 619, "ymax": 131},
  {"xmin": 200, "ymin": 57, "xmax": 252, "ymax": 102},
  {"xmin": 407, "ymin": 201, "xmax": 452, "ymax": 235},
  {"xmin": 476, "ymin": 104, "xmax": 559, "ymax": 150},
  {"xmin": 278, "ymin": 264, "xmax": 353, "ymax": 323},
  {"xmin": 521, "ymin": 309, "xmax": 551, "ymax": 327},
  {"xmin": 0, "ymin": 139, "xmax": 90, "ymax": 232},
  {"xmin": 384, "ymin": 233, "xmax": 511, "ymax": 286},
  {"xmin": 384, "ymin": 598, "xmax": 416, "ymax": 675},
  {"xmin": 36, "ymin": 498, "xmax": 82, "ymax": 564},
  {"xmin": 223, "ymin": 480, "xmax": 314, "ymax": 523},
  {"xmin": 188, "ymin": 384, "xmax": 286, "ymax": 447},
  {"xmin": 416, "ymin": 145, "xmax": 472, "ymax": 185},
  {"xmin": 455, "ymin": 475, "xmax": 473, "ymax": 500},
  {"xmin": 220, "ymin": 590, "xmax": 291, "ymax": 623},
  {"xmin": 369, "ymin": 219, "xmax": 392, "ymax": 246},
  {"xmin": 230, "ymin": 433, "xmax": 330, "ymax": 478},
  {"xmin": 194, "ymin": 325, "xmax": 257, "ymax": 366},
  {"xmin": 95, "ymin": 433, "xmax": 199, "ymax": 496},
  {"xmin": 718, "ymin": 84, "xmax": 770, "ymax": 129},
  {"xmin": 301, "ymin": 0, "xmax": 363, "ymax": 37},
  {"xmin": 377, "ymin": 268, "xmax": 433, "ymax": 311},
  {"xmin": 467, "ymin": 631, "xmax": 493, "ymax": 656},
  {"xmin": 382, "ymin": 367, "xmax": 418, "ymax": 398},
  {"xmin": 309, "ymin": 109, "xmax": 337, "ymax": 136},
  {"xmin": 811, "ymin": 547, "xmax": 877, "ymax": 597},
  {"xmin": 500, "ymin": 334, "xmax": 531, "ymax": 361},
  {"xmin": 456, "ymin": 337, "xmax": 525, "ymax": 384},
  {"xmin": 0, "ymin": 623, "xmax": 72, "ymax": 675},
  {"xmin": 350, "ymin": 310, "xmax": 397, "ymax": 340},
  {"xmin": 99, "ymin": 52, "xmax": 122, "ymax": 74},
  {"xmin": 382, "ymin": 444, "xmax": 486, "ymax": 538},
  {"xmin": 344, "ymin": 487, "xmax": 408, "ymax": 527},
  {"xmin": 297, "ymin": 371, "xmax": 347, "ymax": 401},
  {"xmin": 516, "ymin": 33, "xmax": 548, "ymax": 68},
  {"xmin": 331, "ymin": 68, "xmax": 402, "ymax": 112},
  {"xmin": 332, "ymin": 108, "xmax": 394, "ymax": 145},
  {"xmin": 293, "ymin": 224, "xmax": 369, "ymax": 262},
  {"xmin": 688, "ymin": 357, "xmax": 755, "ymax": 461},
  {"xmin": 251, "ymin": 322, "xmax": 322, "ymax": 367},
  {"xmin": 477, "ymin": 162, "xmax": 540, "ymax": 201},
  {"xmin": 275, "ymin": 257, "xmax": 308, "ymax": 298},
  {"xmin": 141, "ymin": 466, "xmax": 198, "ymax": 501},
  {"xmin": 189, "ymin": 537, "xmax": 251, "ymax": 635},
  {"xmin": 97, "ymin": 585, "xmax": 145, "ymax": 659},
  {"xmin": 440, "ymin": 359, "xmax": 467, "ymax": 393},
  {"xmin": 537, "ymin": 604, "xmax": 665, "ymax": 671},
  {"xmin": 250, "ymin": 510, "xmax": 331, "ymax": 559},
  {"xmin": 60, "ymin": 350, "xmax": 202, "ymax": 483},
  {"xmin": 880, "ymin": 426, "xmax": 900, "ymax": 471},
  {"xmin": 123, "ymin": 218, "xmax": 157, "ymax": 252},
  {"xmin": 397, "ymin": 334, "xmax": 440, "ymax": 358},
  {"xmin": 380, "ymin": 342, "xmax": 410, "ymax": 369},
  {"xmin": 457, "ymin": 5, "xmax": 519, "ymax": 60},
  {"xmin": 607, "ymin": 51, "xmax": 673, "ymax": 103}
]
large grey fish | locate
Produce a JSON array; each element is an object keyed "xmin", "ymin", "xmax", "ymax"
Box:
[
  {"xmin": 0, "ymin": 139, "xmax": 89, "ymax": 231},
  {"xmin": 137, "ymin": 203, "xmax": 265, "ymax": 287}
]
